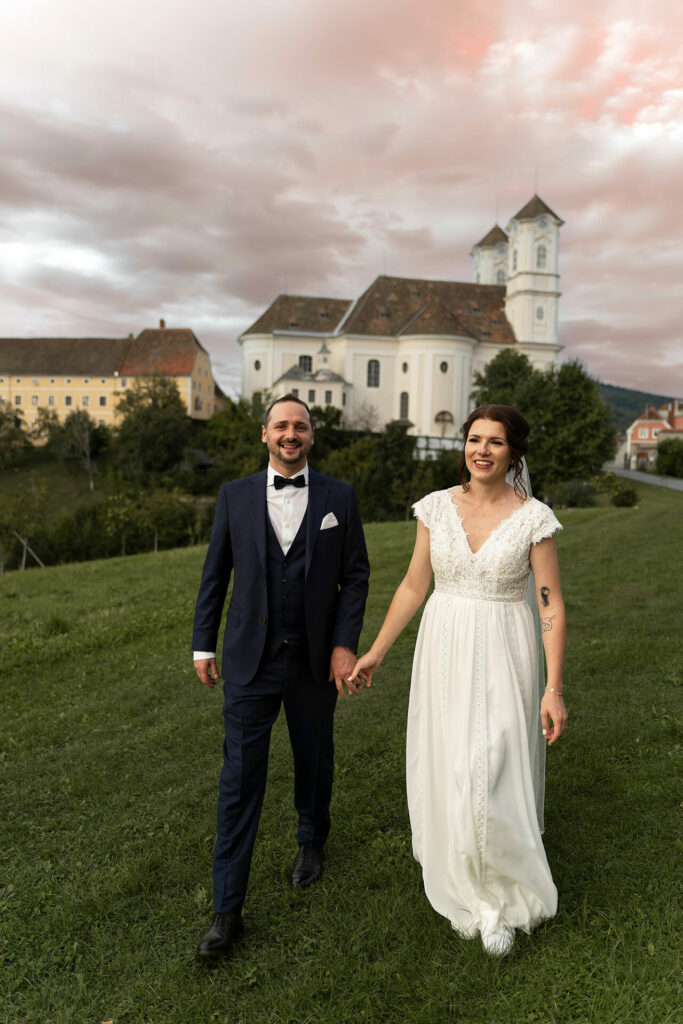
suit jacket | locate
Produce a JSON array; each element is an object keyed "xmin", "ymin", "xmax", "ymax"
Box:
[{"xmin": 192, "ymin": 469, "xmax": 370, "ymax": 685}]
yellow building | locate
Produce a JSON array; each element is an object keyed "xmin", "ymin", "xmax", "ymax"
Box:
[{"xmin": 0, "ymin": 321, "xmax": 225, "ymax": 430}]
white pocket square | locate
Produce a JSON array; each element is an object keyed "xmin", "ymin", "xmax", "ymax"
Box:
[{"xmin": 320, "ymin": 512, "xmax": 339, "ymax": 530}]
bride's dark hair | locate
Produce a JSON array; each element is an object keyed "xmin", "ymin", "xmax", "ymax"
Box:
[{"xmin": 458, "ymin": 404, "xmax": 530, "ymax": 498}]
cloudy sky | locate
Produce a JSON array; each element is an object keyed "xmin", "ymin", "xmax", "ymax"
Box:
[{"xmin": 1, "ymin": 0, "xmax": 681, "ymax": 396}]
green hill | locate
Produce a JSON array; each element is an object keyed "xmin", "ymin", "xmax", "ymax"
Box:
[
  {"xmin": 1, "ymin": 485, "xmax": 681, "ymax": 1023},
  {"xmin": 598, "ymin": 381, "xmax": 675, "ymax": 433}
]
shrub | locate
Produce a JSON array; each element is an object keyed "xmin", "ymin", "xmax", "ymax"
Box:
[
  {"xmin": 611, "ymin": 480, "xmax": 638, "ymax": 507},
  {"xmin": 547, "ymin": 479, "xmax": 596, "ymax": 508}
]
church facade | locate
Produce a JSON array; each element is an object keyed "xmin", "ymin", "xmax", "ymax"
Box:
[{"xmin": 240, "ymin": 195, "xmax": 563, "ymax": 437}]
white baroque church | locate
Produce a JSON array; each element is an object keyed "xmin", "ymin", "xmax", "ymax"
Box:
[{"xmin": 239, "ymin": 195, "xmax": 562, "ymax": 437}]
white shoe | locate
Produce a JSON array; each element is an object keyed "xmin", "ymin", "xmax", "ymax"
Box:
[{"xmin": 481, "ymin": 927, "xmax": 514, "ymax": 957}]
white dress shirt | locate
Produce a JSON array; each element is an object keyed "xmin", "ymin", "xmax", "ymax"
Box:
[{"xmin": 193, "ymin": 463, "xmax": 309, "ymax": 661}]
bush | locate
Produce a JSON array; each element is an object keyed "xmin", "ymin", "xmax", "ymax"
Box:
[
  {"xmin": 611, "ymin": 480, "xmax": 638, "ymax": 507},
  {"xmin": 547, "ymin": 479, "xmax": 596, "ymax": 508},
  {"xmin": 656, "ymin": 437, "xmax": 683, "ymax": 478}
]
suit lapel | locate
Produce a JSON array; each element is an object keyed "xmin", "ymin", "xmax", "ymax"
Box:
[
  {"xmin": 249, "ymin": 471, "xmax": 268, "ymax": 576},
  {"xmin": 305, "ymin": 470, "xmax": 328, "ymax": 577}
]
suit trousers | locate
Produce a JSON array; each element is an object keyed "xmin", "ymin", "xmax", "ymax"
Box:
[{"xmin": 213, "ymin": 645, "xmax": 338, "ymax": 913}]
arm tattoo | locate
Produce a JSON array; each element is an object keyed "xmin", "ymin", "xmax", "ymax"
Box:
[
  {"xmin": 540, "ymin": 586, "xmax": 550, "ymax": 607},
  {"xmin": 541, "ymin": 614, "xmax": 556, "ymax": 632}
]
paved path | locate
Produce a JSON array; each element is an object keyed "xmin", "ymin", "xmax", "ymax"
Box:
[{"xmin": 608, "ymin": 467, "xmax": 683, "ymax": 492}]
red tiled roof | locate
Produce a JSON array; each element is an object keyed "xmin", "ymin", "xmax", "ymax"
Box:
[
  {"xmin": 243, "ymin": 296, "xmax": 352, "ymax": 336},
  {"xmin": 120, "ymin": 329, "xmax": 203, "ymax": 376},
  {"xmin": 0, "ymin": 337, "xmax": 131, "ymax": 375},
  {"xmin": 341, "ymin": 276, "xmax": 515, "ymax": 345},
  {"xmin": 510, "ymin": 194, "xmax": 564, "ymax": 225},
  {"xmin": 473, "ymin": 225, "xmax": 508, "ymax": 248}
]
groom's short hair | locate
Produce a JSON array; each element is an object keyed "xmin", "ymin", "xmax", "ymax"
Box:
[{"xmin": 264, "ymin": 394, "xmax": 312, "ymax": 426}]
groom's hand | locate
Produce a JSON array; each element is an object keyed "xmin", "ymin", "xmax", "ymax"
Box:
[
  {"xmin": 329, "ymin": 646, "xmax": 361, "ymax": 698},
  {"xmin": 195, "ymin": 657, "xmax": 220, "ymax": 689}
]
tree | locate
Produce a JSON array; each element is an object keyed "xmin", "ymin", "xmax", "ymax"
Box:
[
  {"xmin": 114, "ymin": 376, "xmax": 190, "ymax": 485},
  {"xmin": 471, "ymin": 352, "xmax": 615, "ymax": 494},
  {"xmin": 0, "ymin": 405, "xmax": 30, "ymax": 468},
  {"xmin": 656, "ymin": 437, "xmax": 683, "ymax": 478},
  {"xmin": 0, "ymin": 477, "xmax": 48, "ymax": 572}
]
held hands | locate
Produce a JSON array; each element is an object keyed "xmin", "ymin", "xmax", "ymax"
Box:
[
  {"xmin": 540, "ymin": 689, "xmax": 568, "ymax": 745},
  {"xmin": 194, "ymin": 657, "xmax": 220, "ymax": 689},
  {"xmin": 347, "ymin": 649, "xmax": 383, "ymax": 691},
  {"xmin": 329, "ymin": 646, "xmax": 370, "ymax": 698}
]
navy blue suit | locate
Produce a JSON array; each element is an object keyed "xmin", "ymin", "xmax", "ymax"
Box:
[{"xmin": 192, "ymin": 469, "xmax": 369, "ymax": 912}]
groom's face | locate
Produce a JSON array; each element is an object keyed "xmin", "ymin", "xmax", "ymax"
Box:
[{"xmin": 262, "ymin": 400, "xmax": 314, "ymax": 473}]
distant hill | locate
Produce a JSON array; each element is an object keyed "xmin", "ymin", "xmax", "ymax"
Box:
[{"xmin": 598, "ymin": 382, "xmax": 676, "ymax": 434}]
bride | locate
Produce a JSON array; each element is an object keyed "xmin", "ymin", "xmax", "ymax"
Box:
[{"xmin": 350, "ymin": 405, "xmax": 568, "ymax": 956}]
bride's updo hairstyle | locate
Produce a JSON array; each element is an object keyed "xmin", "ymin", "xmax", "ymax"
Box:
[{"xmin": 458, "ymin": 404, "xmax": 530, "ymax": 498}]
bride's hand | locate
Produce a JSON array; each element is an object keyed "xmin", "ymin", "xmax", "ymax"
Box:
[
  {"xmin": 348, "ymin": 650, "xmax": 383, "ymax": 688},
  {"xmin": 541, "ymin": 690, "xmax": 568, "ymax": 746}
]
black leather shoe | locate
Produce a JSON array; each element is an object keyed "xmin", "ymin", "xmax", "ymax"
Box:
[
  {"xmin": 196, "ymin": 912, "xmax": 243, "ymax": 959},
  {"xmin": 292, "ymin": 844, "xmax": 323, "ymax": 887}
]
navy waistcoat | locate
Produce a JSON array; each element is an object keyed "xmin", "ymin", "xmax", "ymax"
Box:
[{"xmin": 265, "ymin": 510, "xmax": 308, "ymax": 657}]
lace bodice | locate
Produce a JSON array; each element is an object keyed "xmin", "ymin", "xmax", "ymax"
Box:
[{"xmin": 413, "ymin": 490, "xmax": 562, "ymax": 602}]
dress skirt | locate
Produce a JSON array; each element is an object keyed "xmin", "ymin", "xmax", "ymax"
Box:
[{"xmin": 406, "ymin": 590, "xmax": 558, "ymax": 938}]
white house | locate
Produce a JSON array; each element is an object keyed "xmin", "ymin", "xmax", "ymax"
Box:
[
  {"xmin": 624, "ymin": 400, "xmax": 683, "ymax": 470},
  {"xmin": 240, "ymin": 195, "xmax": 563, "ymax": 437}
]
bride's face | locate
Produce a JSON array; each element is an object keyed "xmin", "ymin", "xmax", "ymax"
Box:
[{"xmin": 465, "ymin": 419, "xmax": 510, "ymax": 484}]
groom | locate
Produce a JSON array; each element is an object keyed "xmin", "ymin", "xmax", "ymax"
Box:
[{"xmin": 192, "ymin": 394, "xmax": 370, "ymax": 959}]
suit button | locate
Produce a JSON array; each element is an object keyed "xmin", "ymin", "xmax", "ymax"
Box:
[
  {"xmin": 282, "ymin": 578, "xmax": 287, "ymax": 583},
  {"xmin": 260, "ymin": 617, "xmax": 267, "ymax": 624}
]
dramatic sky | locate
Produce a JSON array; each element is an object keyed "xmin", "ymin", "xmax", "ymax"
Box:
[{"xmin": 1, "ymin": 0, "xmax": 681, "ymax": 396}]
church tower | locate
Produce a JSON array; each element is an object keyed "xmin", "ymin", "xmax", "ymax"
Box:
[
  {"xmin": 504, "ymin": 195, "xmax": 563, "ymax": 364},
  {"xmin": 471, "ymin": 225, "xmax": 509, "ymax": 285}
]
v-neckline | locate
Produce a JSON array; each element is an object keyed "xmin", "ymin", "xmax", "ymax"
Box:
[{"xmin": 448, "ymin": 493, "xmax": 531, "ymax": 556}]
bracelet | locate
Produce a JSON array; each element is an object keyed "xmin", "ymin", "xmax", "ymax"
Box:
[{"xmin": 546, "ymin": 687, "xmax": 564, "ymax": 697}]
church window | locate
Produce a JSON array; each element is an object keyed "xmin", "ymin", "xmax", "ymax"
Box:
[
  {"xmin": 83, "ymin": 377, "xmax": 90, "ymax": 384},
  {"xmin": 65, "ymin": 396, "xmax": 72, "ymax": 407},
  {"xmin": 291, "ymin": 388, "xmax": 299, "ymax": 398},
  {"xmin": 342, "ymin": 392, "xmax": 346, "ymax": 406},
  {"xmin": 32, "ymin": 378, "xmax": 39, "ymax": 385},
  {"xmin": 402, "ymin": 362, "xmax": 408, "ymax": 373},
  {"xmin": 14, "ymin": 394, "xmax": 22, "ymax": 405},
  {"xmin": 99, "ymin": 396, "xmax": 107, "ymax": 407},
  {"xmin": 254, "ymin": 360, "xmax": 261, "ymax": 370},
  {"xmin": 638, "ymin": 428, "xmax": 648, "ymax": 439},
  {"xmin": 400, "ymin": 392, "xmax": 409, "ymax": 418},
  {"xmin": 48, "ymin": 395, "xmax": 55, "ymax": 407},
  {"xmin": 367, "ymin": 360, "xmax": 380, "ymax": 387},
  {"xmin": 536, "ymin": 245, "xmax": 547, "ymax": 269},
  {"xmin": 31, "ymin": 395, "xmax": 39, "ymax": 406},
  {"xmin": 299, "ymin": 355, "xmax": 312, "ymax": 372},
  {"xmin": 50, "ymin": 377, "xmax": 56, "ymax": 384},
  {"xmin": 82, "ymin": 395, "xmax": 90, "ymax": 407},
  {"xmin": 440, "ymin": 362, "xmax": 448, "ymax": 373},
  {"xmin": 308, "ymin": 389, "xmax": 315, "ymax": 403},
  {"xmin": 512, "ymin": 250, "xmax": 518, "ymax": 271},
  {"xmin": 536, "ymin": 306, "xmax": 545, "ymax": 321},
  {"xmin": 496, "ymin": 268, "xmax": 506, "ymax": 285},
  {"xmin": 325, "ymin": 390, "xmax": 332, "ymax": 404}
]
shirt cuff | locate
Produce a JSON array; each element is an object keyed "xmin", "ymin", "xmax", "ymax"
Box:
[{"xmin": 193, "ymin": 651, "xmax": 216, "ymax": 660}]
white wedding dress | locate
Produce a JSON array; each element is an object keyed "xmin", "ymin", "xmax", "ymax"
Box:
[{"xmin": 408, "ymin": 490, "xmax": 562, "ymax": 943}]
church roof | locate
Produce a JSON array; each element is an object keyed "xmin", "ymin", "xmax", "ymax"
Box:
[
  {"xmin": 242, "ymin": 295, "xmax": 352, "ymax": 336},
  {"xmin": 473, "ymin": 225, "xmax": 509, "ymax": 249},
  {"xmin": 275, "ymin": 365, "xmax": 348, "ymax": 385},
  {"xmin": 244, "ymin": 277, "xmax": 514, "ymax": 346},
  {"xmin": 0, "ymin": 336, "xmax": 131, "ymax": 375},
  {"xmin": 341, "ymin": 276, "xmax": 515, "ymax": 345},
  {"xmin": 120, "ymin": 328, "xmax": 204, "ymax": 376},
  {"xmin": 510, "ymin": 194, "xmax": 564, "ymax": 225}
]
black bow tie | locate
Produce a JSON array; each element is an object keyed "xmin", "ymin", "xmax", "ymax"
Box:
[{"xmin": 273, "ymin": 474, "xmax": 306, "ymax": 490}]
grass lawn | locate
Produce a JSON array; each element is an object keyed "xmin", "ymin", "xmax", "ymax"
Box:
[{"xmin": 1, "ymin": 484, "xmax": 680, "ymax": 1024}]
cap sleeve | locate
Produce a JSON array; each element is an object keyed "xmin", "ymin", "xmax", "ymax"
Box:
[
  {"xmin": 529, "ymin": 499, "xmax": 563, "ymax": 546},
  {"xmin": 412, "ymin": 490, "xmax": 441, "ymax": 530}
]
